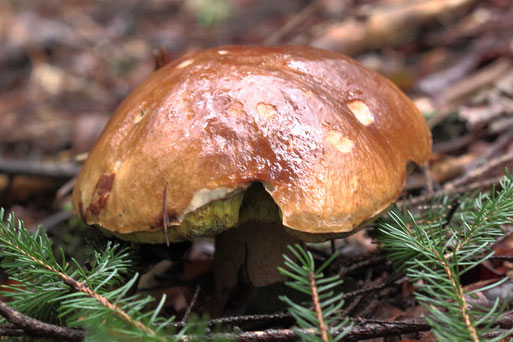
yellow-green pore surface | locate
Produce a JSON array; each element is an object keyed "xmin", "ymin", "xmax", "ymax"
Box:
[
  {"xmin": 105, "ymin": 183, "xmax": 274, "ymax": 243},
  {"xmin": 72, "ymin": 45, "xmax": 432, "ymax": 242}
]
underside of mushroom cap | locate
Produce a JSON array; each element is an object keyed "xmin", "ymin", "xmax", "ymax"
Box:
[{"xmin": 72, "ymin": 45, "xmax": 432, "ymax": 242}]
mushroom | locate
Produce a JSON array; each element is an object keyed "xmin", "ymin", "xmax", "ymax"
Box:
[{"xmin": 72, "ymin": 45, "xmax": 431, "ymax": 305}]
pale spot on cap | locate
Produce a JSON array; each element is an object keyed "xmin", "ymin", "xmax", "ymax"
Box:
[
  {"xmin": 227, "ymin": 102, "xmax": 245, "ymax": 118},
  {"xmin": 256, "ymin": 103, "xmax": 278, "ymax": 119},
  {"xmin": 347, "ymin": 100, "xmax": 374, "ymax": 126},
  {"xmin": 325, "ymin": 130, "xmax": 354, "ymax": 153},
  {"xmin": 176, "ymin": 59, "xmax": 193, "ymax": 69},
  {"xmin": 217, "ymin": 50, "xmax": 229, "ymax": 55},
  {"xmin": 114, "ymin": 159, "xmax": 122, "ymax": 171}
]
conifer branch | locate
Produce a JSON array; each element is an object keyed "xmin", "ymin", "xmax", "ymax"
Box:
[
  {"xmin": 1, "ymin": 232, "xmax": 157, "ymax": 337},
  {"xmin": 379, "ymin": 172, "xmax": 513, "ymax": 341},
  {"xmin": 0, "ymin": 208, "xmax": 176, "ymax": 341},
  {"xmin": 308, "ymin": 272, "xmax": 329, "ymax": 342},
  {"xmin": 278, "ymin": 244, "xmax": 351, "ymax": 342},
  {"xmin": 440, "ymin": 256, "xmax": 479, "ymax": 342}
]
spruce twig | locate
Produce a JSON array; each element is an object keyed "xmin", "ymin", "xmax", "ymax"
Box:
[
  {"xmin": 379, "ymin": 172, "xmax": 513, "ymax": 341},
  {"xmin": 181, "ymin": 286, "xmax": 200, "ymax": 325},
  {"xmin": 439, "ymin": 256, "xmax": 479, "ymax": 342},
  {"xmin": 308, "ymin": 272, "xmax": 329, "ymax": 342},
  {"xmin": 0, "ymin": 208, "xmax": 176, "ymax": 341},
  {"xmin": 3, "ymin": 236, "xmax": 157, "ymax": 337},
  {"xmin": 278, "ymin": 244, "xmax": 351, "ymax": 342}
]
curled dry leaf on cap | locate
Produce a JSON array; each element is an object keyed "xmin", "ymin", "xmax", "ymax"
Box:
[{"xmin": 71, "ymin": 45, "xmax": 431, "ymax": 309}]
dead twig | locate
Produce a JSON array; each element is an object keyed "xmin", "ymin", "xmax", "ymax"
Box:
[
  {"xmin": 336, "ymin": 250, "xmax": 385, "ymax": 276},
  {"xmin": 422, "ymin": 163, "xmax": 434, "ymax": 196},
  {"xmin": 55, "ymin": 177, "xmax": 77, "ymax": 204},
  {"xmin": 397, "ymin": 175, "xmax": 505, "ymax": 208},
  {"xmin": 263, "ymin": 1, "xmax": 321, "ymax": 46},
  {"xmin": 29, "ymin": 210, "xmax": 72, "ymax": 231},
  {"xmin": 443, "ymin": 200, "xmax": 462, "ymax": 229},
  {"xmin": 433, "ymin": 134, "xmax": 474, "ymax": 154},
  {"xmin": 311, "ymin": 0, "xmax": 477, "ymax": 55},
  {"xmin": 487, "ymin": 255, "xmax": 513, "ymax": 262},
  {"xmin": 0, "ymin": 158, "xmax": 80, "ymax": 178},
  {"xmin": 308, "ymin": 272, "xmax": 329, "ymax": 342},
  {"xmin": 342, "ymin": 273, "xmax": 407, "ymax": 301},
  {"xmin": 162, "ymin": 182, "xmax": 170, "ymax": 247},
  {"xmin": 196, "ymin": 272, "xmax": 406, "ymax": 329},
  {"xmin": 200, "ymin": 318, "xmax": 431, "ymax": 341},
  {"xmin": 181, "ymin": 286, "xmax": 200, "ymax": 325},
  {"xmin": 466, "ymin": 131, "xmax": 513, "ymax": 171},
  {"xmin": 444, "ymin": 151, "xmax": 513, "ymax": 191},
  {"xmin": 429, "ymin": 58, "xmax": 513, "ymax": 128},
  {"xmin": 443, "ymin": 58, "xmax": 512, "ymax": 106},
  {"xmin": 0, "ymin": 300, "xmax": 85, "ymax": 341},
  {"xmin": 0, "ymin": 324, "xmax": 24, "ymax": 337},
  {"xmin": 195, "ymin": 313, "xmax": 513, "ymax": 341},
  {"xmin": 5, "ymin": 236, "xmax": 160, "ymax": 338},
  {"xmin": 206, "ymin": 312, "xmax": 292, "ymax": 328}
]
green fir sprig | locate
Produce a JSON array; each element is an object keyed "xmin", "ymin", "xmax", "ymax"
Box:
[
  {"xmin": 278, "ymin": 244, "xmax": 352, "ymax": 342},
  {"xmin": 378, "ymin": 172, "xmax": 513, "ymax": 341},
  {"xmin": 0, "ymin": 208, "xmax": 183, "ymax": 341}
]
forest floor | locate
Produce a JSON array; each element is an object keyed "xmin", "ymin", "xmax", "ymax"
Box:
[{"xmin": 1, "ymin": 0, "xmax": 513, "ymax": 340}]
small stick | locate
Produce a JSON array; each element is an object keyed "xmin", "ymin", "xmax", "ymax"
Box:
[
  {"xmin": 308, "ymin": 272, "xmax": 329, "ymax": 342},
  {"xmin": 55, "ymin": 177, "xmax": 77, "ymax": 204},
  {"xmin": 263, "ymin": 1, "xmax": 321, "ymax": 45},
  {"xmin": 162, "ymin": 182, "xmax": 170, "ymax": 247},
  {"xmin": 337, "ymin": 250, "xmax": 385, "ymax": 276},
  {"xmin": 443, "ymin": 199, "xmax": 462, "ymax": 228},
  {"xmin": 205, "ymin": 312, "xmax": 292, "ymax": 328},
  {"xmin": 342, "ymin": 273, "xmax": 407, "ymax": 300},
  {"xmin": 201, "ymin": 317, "xmax": 431, "ymax": 341},
  {"xmin": 397, "ymin": 175, "xmax": 505, "ymax": 208},
  {"xmin": 0, "ymin": 324, "xmax": 24, "ymax": 337},
  {"xmin": 29, "ymin": 210, "xmax": 72, "ymax": 231},
  {"xmin": 0, "ymin": 300, "xmax": 85, "ymax": 341},
  {"xmin": 181, "ymin": 286, "xmax": 201, "ymax": 325},
  {"xmin": 444, "ymin": 151, "xmax": 513, "ymax": 191},
  {"xmin": 330, "ymin": 240, "xmax": 336, "ymax": 255},
  {"xmin": 422, "ymin": 162, "xmax": 434, "ymax": 196},
  {"xmin": 0, "ymin": 158, "xmax": 80, "ymax": 178},
  {"xmin": 466, "ymin": 131, "xmax": 513, "ymax": 171}
]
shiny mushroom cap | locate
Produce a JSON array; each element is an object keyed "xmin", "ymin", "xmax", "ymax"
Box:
[{"xmin": 72, "ymin": 45, "xmax": 431, "ymax": 243}]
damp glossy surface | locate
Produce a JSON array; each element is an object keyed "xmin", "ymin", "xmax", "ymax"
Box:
[{"xmin": 72, "ymin": 45, "xmax": 432, "ymax": 236}]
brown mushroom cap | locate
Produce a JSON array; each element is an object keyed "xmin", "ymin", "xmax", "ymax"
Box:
[{"xmin": 72, "ymin": 45, "xmax": 431, "ymax": 241}]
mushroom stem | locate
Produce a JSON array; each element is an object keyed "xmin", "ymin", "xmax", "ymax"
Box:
[{"xmin": 214, "ymin": 221, "xmax": 299, "ymax": 305}]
